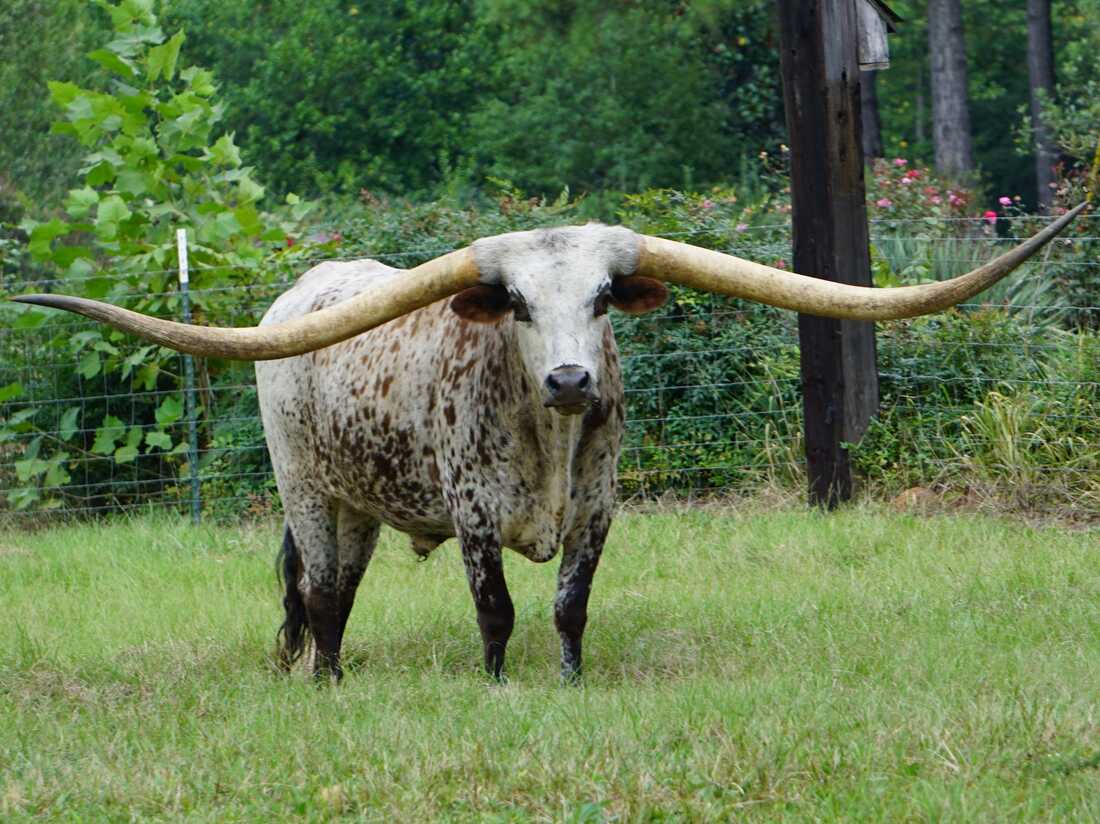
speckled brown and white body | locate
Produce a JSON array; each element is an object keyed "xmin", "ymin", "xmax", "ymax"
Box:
[
  {"xmin": 21, "ymin": 212, "xmax": 1082, "ymax": 681},
  {"xmin": 259, "ymin": 226, "xmax": 663, "ymax": 681}
]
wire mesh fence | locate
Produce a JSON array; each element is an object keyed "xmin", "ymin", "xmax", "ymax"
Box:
[{"xmin": 2, "ymin": 214, "xmax": 1098, "ymax": 524}]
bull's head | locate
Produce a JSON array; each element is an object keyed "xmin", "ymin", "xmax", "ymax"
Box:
[
  {"xmin": 450, "ymin": 226, "xmax": 665, "ymax": 413},
  {"xmin": 12, "ymin": 205, "xmax": 1088, "ymax": 392}
]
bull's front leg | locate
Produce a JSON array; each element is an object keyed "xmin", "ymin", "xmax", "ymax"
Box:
[
  {"xmin": 556, "ymin": 512, "xmax": 611, "ymax": 682},
  {"xmin": 457, "ymin": 526, "xmax": 514, "ymax": 680}
]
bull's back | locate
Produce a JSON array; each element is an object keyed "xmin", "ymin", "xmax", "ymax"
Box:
[{"xmin": 256, "ymin": 260, "xmax": 455, "ymax": 532}]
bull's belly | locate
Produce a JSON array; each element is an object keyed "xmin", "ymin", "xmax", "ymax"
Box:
[{"xmin": 331, "ymin": 475, "xmax": 584, "ymax": 565}]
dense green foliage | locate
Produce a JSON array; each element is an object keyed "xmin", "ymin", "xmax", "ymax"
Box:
[
  {"xmin": 875, "ymin": 0, "xmax": 1099, "ymax": 206},
  {"xmin": 0, "ymin": 1, "xmax": 313, "ymax": 511},
  {"xmin": 3, "ymin": 1, "xmax": 1098, "ymax": 205},
  {"xmin": 3, "ymin": 511, "xmax": 1100, "ymax": 818},
  {"xmin": 0, "ymin": 1, "xmax": 1097, "ymax": 519}
]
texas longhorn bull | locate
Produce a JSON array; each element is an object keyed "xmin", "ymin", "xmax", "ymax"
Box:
[{"xmin": 14, "ymin": 205, "xmax": 1085, "ymax": 681}]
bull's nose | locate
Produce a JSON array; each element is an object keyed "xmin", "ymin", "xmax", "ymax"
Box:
[{"xmin": 544, "ymin": 365, "xmax": 596, "ymax": 412}]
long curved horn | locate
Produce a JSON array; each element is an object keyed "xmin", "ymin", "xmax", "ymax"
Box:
[
  {"xmin": 12, "ymin": 247, "xmax": 480, "ymax": 361},
  {"xmin": 636, "ymin": 202, "xmax": 1088, "ymax": 320}
]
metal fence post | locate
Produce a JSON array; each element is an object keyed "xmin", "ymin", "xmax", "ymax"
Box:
[{"xmin": 177, "ymin": 229, "xmax": 201, "ymax": 524}]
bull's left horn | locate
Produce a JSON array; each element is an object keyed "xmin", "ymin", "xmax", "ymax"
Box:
[
  {"xmin": 635, "ymin": 202, "xmax": 1088, "ymax": 320},
  {"xmin": 12, "ymin": 247, "xmax": 480, "ymax": 361}
]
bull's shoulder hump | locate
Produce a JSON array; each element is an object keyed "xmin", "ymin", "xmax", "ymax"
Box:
[{"xmin": 261, "ymin": 259, "xmax": 403, "ymax": 325}]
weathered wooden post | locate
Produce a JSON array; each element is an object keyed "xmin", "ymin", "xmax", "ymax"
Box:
[{"xmin": 775, "ymin": 0, "xmax": 898, "ymax": 508}]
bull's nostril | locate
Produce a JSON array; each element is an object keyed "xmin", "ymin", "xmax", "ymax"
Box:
[
  {"xmin": 546, "ymin": 374, "xmax": 560, "ymax": 391},
  {"xmin": 577, "ymin": 371, "xmax": 590, "ymax": 388}
]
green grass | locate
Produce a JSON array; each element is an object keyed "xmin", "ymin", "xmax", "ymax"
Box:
[{"xmin": 1, "ymin": 508, "xmax": 1100, "ymax": 821}]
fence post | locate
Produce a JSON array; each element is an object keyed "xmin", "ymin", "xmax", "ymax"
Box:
[
  {"xmin": 776, "ymin": 0, "xmax": 880, "ymax": 509},
  {"xmin": 177, "ymin": 229, "xmax": 201, "ymax": 524}
]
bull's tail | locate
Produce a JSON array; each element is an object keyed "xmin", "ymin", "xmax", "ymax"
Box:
[{"xmin": 275, "ymin": 523, "xmax": 309, "ymax": 670}]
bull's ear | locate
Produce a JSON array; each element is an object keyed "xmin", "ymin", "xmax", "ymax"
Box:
[
  {"xmin": 610, "ymin": 276, "xmax": 668, "ymax": 315},
  {"xmin": 450, "ymin": 284, "xmax": 511, "ymax": 323}
]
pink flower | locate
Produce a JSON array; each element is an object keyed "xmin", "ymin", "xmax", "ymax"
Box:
[
  {"xmin": 998, "ymin": 196, "xmax": 1012, "ymax": 206},
  {"xmin": 930, "ymin": 195, "xmax": 942, "ymax": 205},
  {"xmin": 983, "ymin": 210, "xmax": 998, "ymax": 225},
  {"xmin": 701, "ymin": 199, "xmax": 715, "ymax": 210},
  {"xmin": 875, "ymin": 198, "xmax": 893, "ymax": 208},
  {"xmin": 900, "ymin": 177, "xmax": 913, "ymax": 185},
  {"xmin": 893, "ymin": 158, "xmax": 908, "ymax": 167},
  {"xmin": 735, "ymin": 223, "xmax": 749, "ymax": 233},
  {"xmin": 774, "ymin": 259, "xmax": 788, "ymax": 270}
]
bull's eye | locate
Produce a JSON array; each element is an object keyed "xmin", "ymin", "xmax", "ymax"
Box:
[
  {"xmin": 593, "ymin": 289, "xmax": 611, "ymax": 317},
  {"xmin": 510, "ymin": 293, "xmax": 532, "ymax": 322}
]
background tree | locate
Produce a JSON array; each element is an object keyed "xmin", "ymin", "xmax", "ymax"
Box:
[
  {"xmin": 926, "ymin": 0, "xmax": 974, "ymax": 176},
  {"xmin": 0, "ymin": 0, "xmax": 106, "ymax": 202},
  {"xmin": 1027, "ymin": 0, "xmax": 1057, "ymax": 210}
]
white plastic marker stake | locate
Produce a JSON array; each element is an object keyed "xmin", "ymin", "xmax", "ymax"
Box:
[
  {"xmin": 177, "ymin": 229, "xmax": 201, "ymax": 523},
  {"xmin": 177, "ymin": 228, "xmax": 190, "ymax": 287}
]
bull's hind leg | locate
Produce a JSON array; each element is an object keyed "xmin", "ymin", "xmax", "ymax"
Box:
[
  {"xmin": 331, "ymin": 504, "xmax": 381, "ymax": 669},
  {"xmin": 555, "ymin": 512, "xmax": 612, "ymax": 682},
  {"xmin": 279, "ymin": 494, "xmax": 378, "ymax": 682}
]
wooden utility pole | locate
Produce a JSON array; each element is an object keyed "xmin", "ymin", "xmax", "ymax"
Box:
[{"xmin": 776, "ymin": 0, "xmax": 880, "ymax": 508}]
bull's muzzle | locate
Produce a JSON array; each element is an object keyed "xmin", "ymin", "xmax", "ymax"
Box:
[{"xmin": 544, "ymin": 365, "xmax": 597, "ymax": 415}]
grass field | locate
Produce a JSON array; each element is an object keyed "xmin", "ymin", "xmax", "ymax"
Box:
[{"xmin": 1, "ymin": 507, "xmax": 1099, "ymax": 821}]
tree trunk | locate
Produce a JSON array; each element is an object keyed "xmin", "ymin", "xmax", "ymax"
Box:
[
  {"xmin": 861, "ymin": 70, "xmax": 884, "ymax": 158},
  {"xmin": 776, "ymin": 0, "xmax": 879, "ymax": 509},
  {"xmin": 1027, "ymin": 0, "xmax": 1057, "ymax": 210},
  {"xmin": 915, "ymin": 69, "xmax": 926, "ymax": 147},
  {"xmin": 927, "ymin": 0, "xmax": 974, "ymax": 176}
]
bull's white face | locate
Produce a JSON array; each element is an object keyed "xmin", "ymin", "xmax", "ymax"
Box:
[{"xmin": 459, "ymin": 225, "xmax": 667, "ymax": 415}]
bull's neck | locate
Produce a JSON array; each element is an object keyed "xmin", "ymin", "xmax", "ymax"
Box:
[{"xmin": 499, "ymin": 320, "xmax": 585, "ymax": 469}]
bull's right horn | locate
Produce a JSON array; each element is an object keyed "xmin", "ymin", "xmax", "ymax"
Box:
[
  {"xmin": 13, "ymin": 247, "xmax": 482, "ymax": 361},
  {"xmin": 635, "ymin": 202, "xmax": 1088, "ymax": 320}
]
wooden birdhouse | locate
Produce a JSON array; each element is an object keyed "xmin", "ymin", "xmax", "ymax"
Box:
[{"xmin": 857, "ymin": 0, "xmax": 901, "ymax": 70}]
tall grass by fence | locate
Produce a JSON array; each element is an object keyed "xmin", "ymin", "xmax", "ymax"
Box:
[{"xmin": 2, "ymin": 214, "xmax": 1098, "ymax": 523}]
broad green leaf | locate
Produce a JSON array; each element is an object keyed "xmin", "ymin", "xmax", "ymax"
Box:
[
  {"xmin": 145, "ymin": 431, "xmax": 173, "ymax": 451},
  {"xmin": 59, "ymin": 407, "xmax": 81, "ymax": 441},
  {"xmin": 181, "ymin": 66, "xmax": 216, "ymax": 96},
  {"xmin": 8, "ymin": 487, "xmax": 40, "ymax": 510},
  {"xmin": 47, "ymin": 81, "xmax": 82, "ymax": 107},
  {"xmin": 234, "ymin": 204, "xmax": 263, "ymax": 236},
  {"xmin": 0, "ymin": 383, "xmax": 23, "ymax": 403},
  {"xmin": 237, "ymin": 177, "xmax": 265, "ymax": 204},
  {"xmin": 65, "ymin": 187, "xmax": 99, "ymax": 218},
  {"xmin": 155, "ymin": 396, "xmax": 183, "ymax": 426},
  {"xmin": 12, "ymin": 310, "xmax": 48, "ymax": 330},
  {"xmin": 121, "ymin": 345, "xmax": 155, "ymax": 379},
  {"xmin": 14, "ymin": 458, "xmax": 49, "ymax": 482},
  {"xmin": 6, "ymin": 408, "xmax": 38, "ymax": 428},
  {"xmin": 98, "ymin": 195, "xmax": 132, "ymax": 225},
  {"xmin": 28, "ymin": 219, "xmax": 71, "ymax": 260},
  {"xmin": 78, "ymin": 351, "xmax": 102, "ymax": 380},
  {"xmin": 92, "ymin": 416, "xmax": 126, "ymax": 455},
  {"xmin": 115, "ymin": 168, "xmax": 149, "ymax": 196},
  {"xmin": 44, "ymin": 461, "xmax": 72, "ymax": 487},
  {"xmin": 136, "ymin": 363, "xmax": 159, "ymax": 392},
  {"xmin": 88, "ymin": 48, "xmax": 138, "ymax": 79},
  {"xmin": 209, "ymin": 134, "xmax": 241, "ymax": 167},
  {"xmin": 147, "ymin": 30, "xmax": 185, "ymax": 83},
  {"xmin": 85, "ymin": 161, "xmax": 116, "ymax": 187},
  {"xmin": 114, "ymin": 445, "xmax": 139, "ymax": 464}
]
